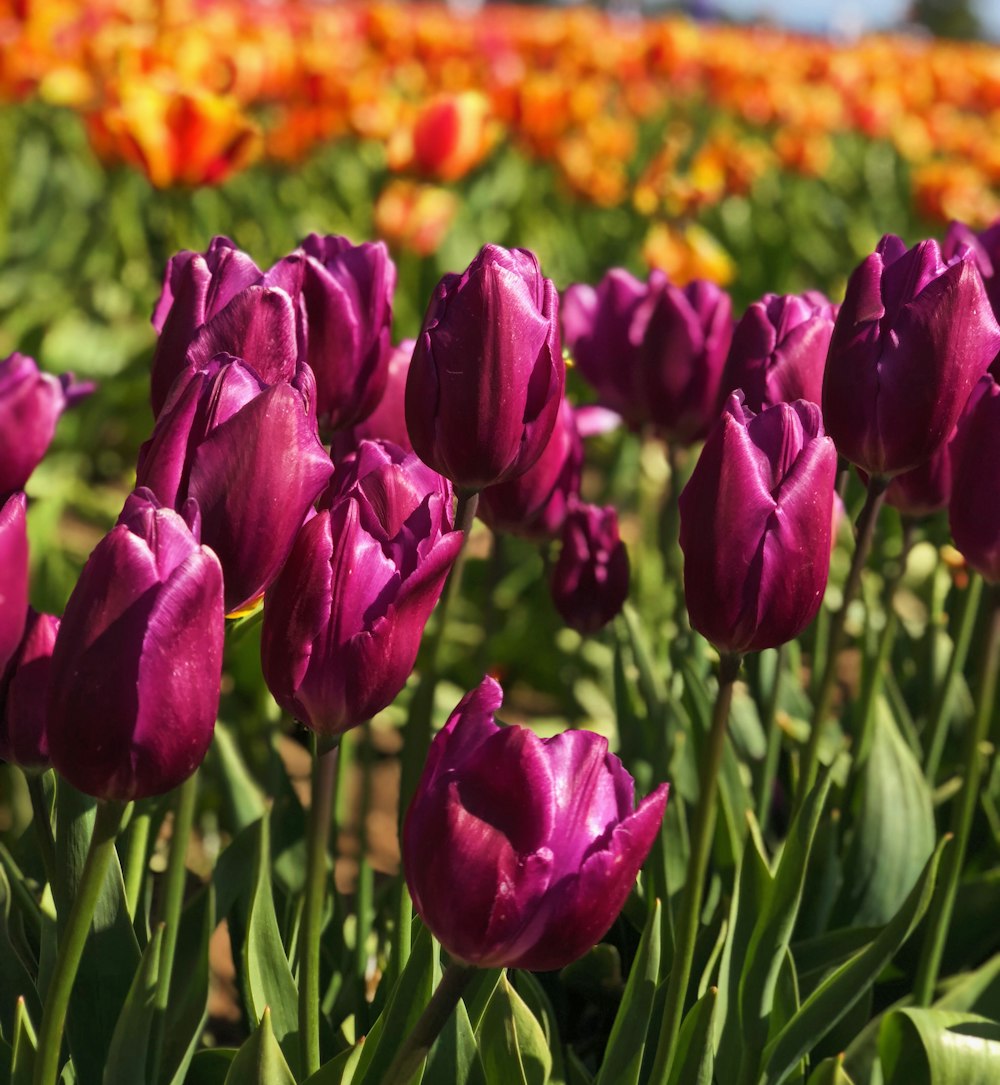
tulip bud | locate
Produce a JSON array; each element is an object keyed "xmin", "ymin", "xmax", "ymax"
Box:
[
  {"xmin": 0, "ymin": 353, "xmax": 93, "ymax": 499},
  {"xmin": 0, "ymin": 610, "xmax": 58, "ymax": 770},
  {"xmin": 403, "ymin": 676, "xmax": 669, "ymax": 970},
  {"xmin": 269, "ymin": 234, "xmax": 396, "ymax": 433},
  {"xmin": 405, "ymin": 244, "xmax": 564, "ymax": 492},
  {"xmin": 136, "ymin": 354, "xmax": 333, "ymax": 614},
  {"xmin": 0, "ymin": 492, "xmax": 29, "ymax": 674},
  {"xmin": 550, "ymin": 503, "xmax": 630, "ymax": 634},
  {"xmin": 721, "ymin": 291, "xmax": 837, "ymax": 411},
  {"xmin": 47, "ymin": 490, "xmax": 224, "ymax": 801},
  {"xmin": 150, "ymin": 236, "xmax": 262, "ymax": 415},
  {"xmin": 883, "ymin": 437, "xmax": 954, "ymax": 519},
  {"xmin": 261, "ymin": 440, "xmax": 463, "ymax": 736},
  {"xmin": 331, "ymin": 339, "xmax": 415, "ymax": 458},
  {"xmin": 478, "ymin": 398, "xmax": 583, "ymax": 540},
  {"xmin": 411, "ymin": 91, "xmax": 493, "ymax": 182},
  {"xmin": 949, "ymin": 375, "xmax": 1000, "ymax": 582},
  {"xmin": 822, "ymin": 234, "xmax": 1000, "ymax": 479},
  {"xmin": 679, "ymin": 394, "xmax": 838, "ymax": 654}
]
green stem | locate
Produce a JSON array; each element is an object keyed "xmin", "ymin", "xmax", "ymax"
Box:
[
  {"xmin": 649, "ymin": 652, "xmax": 742, "ymax": 1084},
  {"xmin": 148, "ymin": 772, "xmax": 199, "ymax": 1082},
  {"xmin": 923, "ymin": 573, "xmax": 985, "ymax": 781},
  {"xmin": 398, "ymin": 490, "xmax": 479, "ymax": 825},
  {"xmin": 122, "ymin": 807, "xmax": 152, "ymax": 923},
  {"xmin": 796, "ymin": 478, "xmax": 888, "ymax": 809},
  {"xmin": 755, "ymin": 645, "xmax": 786, "ymax": 834},
  {"xmin": 26, "ymin": 772, "xmax": 56, "ymax": 888},
  {"xmin": 300, "ymin": 735, "xmax": 339, "ymax": 1077},
  {"xmin": 355, "ymin": 724, "xmax": 374, "ymax": 1034},
  {"xmin": 913, "ymin": 583, "xmax": 999, "ymax": 1005},
  {"xmin": 33, "ymin": 800, "xmax": 127, "ymax": 1085},
  {"xmin": 377, "ymin": 961, "xmax": 477, "ymax": 1085},
  {"xmin": 387, "ymin": 884, "xmax": 413, "ymax": 991}
]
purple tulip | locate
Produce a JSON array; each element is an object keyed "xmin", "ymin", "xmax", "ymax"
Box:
[
  {"xmin": 261, "ymin": 440, "xmax": 463, "ymax": 737},
  {"xmin": 550, "ymin": 503, "xmax": 630, "ymax": 634},
  {"xmin": 943, "ymin": 218, "xmax": 1000, "ymax": 323},
  {"xmin": 950, "ymin": 375, "xmax": 1000, "ymax": 582},
  {"xmin": 0, "ymin": 353, "xmax": 93, "ymax": 499},
  {"xmin": 478, "ymin": 397, "xmax": 584, "ymax": 540},
  {"xmin": 882, "ymin": 436, "xmax": 954, "ymax": 519},
  {"xmin": 403, "ymin": 676, "xmax": 669, "ymax": 970},
  {"xmin": 562, "ymin": 269, "xmax": 649, "ymax": 422},
  {"xmin": 0, "ymin": 610, "xmax": 58, "ymax": 770},
  {"xmin": 150, "ymin": 236, "xmax": 263, "ymax": 415},
  {"xmin": 405, "ymin": 244, "xmax": 564, "ymax": 493},
  {"xmin": 822, "ymin": 234, "xmax": 1000, "ymax": 479},
  {"xmin": 331, "ymin": 339, "xmax": 415, "ymax": 458},
  {"xmin": 679, "ymin": 393, "xmax": 838, "ymax": 654},
  {"xmin": 136, "ymin": 354, "xmax": 333, "ymax": 614},
  {"xmin": 721, "ymin": 291, "xmax": 837, "ymax": 411},
  {"xmin": 0, "ymin": 492, "xmax": 29, "ymax": 674},
  {"xmin": 47, "ymin": 490, "xmax": 224, "ymax": 801},
  {"xmin": 267, "ymin": 234, "xmax": 396, "ymax": 433}
]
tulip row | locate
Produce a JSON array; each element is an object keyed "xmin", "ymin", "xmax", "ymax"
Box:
[{"xmin": 3, "ymin": 212, "xmax": 1000, "ymax": 1085}]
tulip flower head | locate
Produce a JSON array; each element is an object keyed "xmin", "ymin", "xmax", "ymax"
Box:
[
  {"xmin": 404, "ymin": 677, "xmax": 669, "ymax": 971},
  {"xmin": 47, "ymin": 490, "xmax": 225, "ymax": 802},
  {"xmin": 405, "ymin": 244, "xmax": 564, "ymax": 492},
  {"xmin": 550, "ymin": 503, "xmax": 630, "ymax": 634},
  {"xmin": 950, "ymin": 375, "xmax": 1000, "ymax": 582},
  {"xmin": 0, "ymin": 492, "xmax": 29, "ymax": 675},
  {"xmin": 0, "ymin": 353, "xmax": 93, "ymax": 499},
  {"xmin": 262, "ymin": 440, "xmax": 463, "ymax": 736},
  {"xmin": 331, "ymin": 339, "xmax": 415, "ymax": 458},
  {"xmin": 823, "ymin": 234, "xmax": 1000, "ymax": 479},
  {"xmin": 0, "ymin": 610, "xmax": 58, "ymax": 771},
  {"xmin": 679, "ymin": 394, "xmax": 838, "ymax": 654}
]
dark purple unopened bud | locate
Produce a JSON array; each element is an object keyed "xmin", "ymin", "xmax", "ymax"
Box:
[
  {"xmin": 721, "ymin": 291, "xmax": 837, "ymax": 411},
  {"xmin": 561, "ymin": 269, "xmax": 649, "ymax": 422},
  {"xmin": 261, "ymin": 440, "xmax": 463, "ymax": 736},
  {"xmin": 679, "ymin": 394, "xmax": 838, "ymax": 654},
  {"xmin": 47, "ymin": 490, "xmax": 224, "ymax": 801},
  {"xmin": 478, "ymin": 398, "xmax": 584, "ymax": 540},
  {"xmin": 331, "ymin": 340, "xmax": 415, "ymax": 458},
  {"xmin": 403, "ymin": 677, "xmax": 669, "ymax": 970},
  {"xmin": 406, "ymin": 244, "xmax": 564, "ymax": 492},
  {"xmin": 950, "ymin": 375, "xmax": 1000, "ymax": 582},
  {"xmin": 0, "ymin": 353, "xmax": 93, "ymax": 498},
  {"xmin": 0, "ymin": 610, "xmax": 58, "ymax": 770},
  {"xmin": 823, "ymin": 235, "xmax": 1000, "ymax": 479},
  {"xmin": 550, "ymin": 503, "xmax": 630, "ymax": 634},
  {"xmin": 137, "ymin": 354, "xmax": 333, "ymax": 614},
  {"xmin": 150, "ymin": 236, "xmax": 262, "ymax": 415},
  {"xmin": 270, "ymin": 234, "xmax": 396, "ymax": 432},
  {"xmin": 0, "ymin": 493, "xmax": 29, "ymax": 674}
]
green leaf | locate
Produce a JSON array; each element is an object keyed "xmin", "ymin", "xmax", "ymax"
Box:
[
  {"xmin": 53, "ymin": 781, "xmax": 140, "ymax": 1085},
  {"xmin": 102, "ymin": 924, "xmax": 162, "ymax": 1085},
  {"xmin": 511, "ymin": 973, "xmax": 564, "ymax": 1084},
  {"xmin": 935, "ymin": 954, "xmax": 1000, "ymax": 1019},
  {"xmin": 223, "ymin": 1007, "xmax": 296, "ymax": 1085},
  {"xmin": 242, "ymin": 813, "xmax": 300, "ymax": 1078},
  {"xmin": 805, "ymin": 1055, "xmax": 856, "ymax": 1085},
  {"xmin": 760, "ymin": 837, "xmax": 949, "ymax": 1085},
  {"xmin": 595, "ymin": 900, "xmax": 661, "ymax": 1085},
  {"xmin": 477, "ymin": 973, "xmax": 551, "ymax": 1085},
  {"xmin": 463, "ymin": 970, "xmax": 504, "ymax": 1033},
  {"xmin": 0, "ymin": 864, "xmax": 42, "ymax": 1039},
  {"xmin": 738, "ymin": 774, "xmax": 833, "ymax": 1078},
  {"xmin": 879, "ymin": 1009, "xmax": 1000, "ymax": 1085},
  {"xmin": 11, "ymin": 999, "xmax": 36, "ymax": 1085},
  {"xmin": 353, "ymin": 924, "xmax": 436, "ymax": 1085},
  {"xmin": 211, "ymin": 722, "xmax": 266, "ymax": 834},
  {"xmin": 303, "ymin": 1042, "xmax": 365, "ymax": 1085},
  {"xmin": 184, "ymin": 1050, "xmax": 237, "ymax": 1085},
  {"xmin": 161, "ymin": 885, "xmax": 215, "ymax": 1085},
  {"xmin": 836, "ymin": 700, "xmax": 934, "ymax": 927},
  {"xmin": 666, "ymin": 986, "xmax": 717, "ymax": 1085},
  {"xmin": 423, "ymin": 999, "xmax": 487, "ymax": 1085}
]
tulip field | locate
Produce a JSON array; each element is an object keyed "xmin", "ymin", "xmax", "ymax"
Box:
[{"xmin": 4, "ymin": 2, "xmax": 1000, "ymax": 1084}]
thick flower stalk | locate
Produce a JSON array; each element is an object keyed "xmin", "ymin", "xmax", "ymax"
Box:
[
  {"xmin": 679, "ymin": 393, "xmax": 838, "ymax": 654},
  {"xmin": 822, "ymin": 234, "xmax": 1000, "ymax": 478},
  {"xmin": 136, "ymin": 353, "xmax": 333, "ymax": 614},
  {"xmin": 0, "ymin": 352, "xmax": 93, "ymax": 499},
  {"xmin": 405, "ymin": 243, "xmax": 564, "ymax": 492},
  {"xmin": 46, "ymin": 489, "xmax": 225, "ymax": 802},
  {"xmin": 261, "ymin": 439, "xmax": 463, "ymax": 736},
  {"xmin": 403, "ymin": 676, "xmax": 668, "ymax": 971}
]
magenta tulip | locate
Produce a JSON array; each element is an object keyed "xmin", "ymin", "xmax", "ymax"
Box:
[
  {"xmin": 0, "ymin": 610, "xmax": 58, "ymax": 770},
  {"xmin": 950, "ymin": 375, "xmax": 1000, "ymax": 582},
  {"xmin": 550, "ymin": 503, "xmax": 630, "ymax": 634},
  {"xmin": 0, "ymin": 492, "xmax": 29, "ymax": 674}
]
